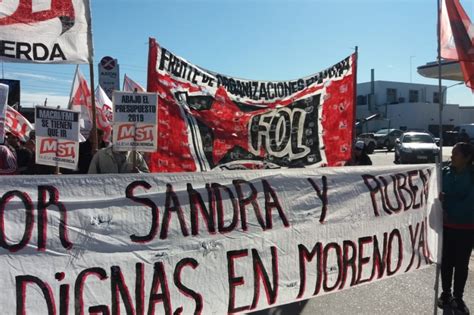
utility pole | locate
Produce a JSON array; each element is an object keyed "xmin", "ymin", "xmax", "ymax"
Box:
[{"xmin": 410, "ymin": 56, "xmax": 415, "ymax": 83}]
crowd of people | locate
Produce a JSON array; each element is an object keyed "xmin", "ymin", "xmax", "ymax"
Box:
[{"xmin": 0, "ymin": 130, "xmax": 150, "ymax": 175}]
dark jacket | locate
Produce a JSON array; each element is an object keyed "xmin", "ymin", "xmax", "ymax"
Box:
[{"xmin": 442, "ymin": 165, "xmax": 474, "ymax": 229}]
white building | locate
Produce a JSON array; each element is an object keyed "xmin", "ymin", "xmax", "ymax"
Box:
[{"xmin": 356, "ymin": 80, "xmax": 474, "ymax": 135}]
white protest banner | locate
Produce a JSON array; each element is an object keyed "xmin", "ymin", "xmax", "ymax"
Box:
[
  {"xmin": 35, "ymin": 106, "xmax": 80, "ymax": 170},
  {"xmin": 113, "ymin": 91, "xmax": 158, "ymax": 152},
  {"xmin": 0, "ymin": 165, "xmax": 441, "ymax": 314},
  {"xmin": 0, "ymin": 0, "xmax": 93, "ymax": 64},
  {"xmin": 5, "ymin": 105, "xmax": 34, "ymax": 142},
  {"xmin": 0, "ymin": 83, "xmax": 8, "ymax": 143}
]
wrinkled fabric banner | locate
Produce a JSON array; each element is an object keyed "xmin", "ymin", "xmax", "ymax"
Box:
[
  {"xmin": 0, "ymin": 0, "xmax": 93, "ymax": 64},
  {"xmin": 147, "ymin": 38, "xmax": 356, "ymax": 172},
  {"xmin": 0, "ymin": 165, "xmax": 441, "ymax": 314}
]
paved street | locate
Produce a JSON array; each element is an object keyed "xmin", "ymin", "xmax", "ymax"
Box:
[{"xmin": 251, "ymin": 146, "xmax": 474, "ymax": 315}]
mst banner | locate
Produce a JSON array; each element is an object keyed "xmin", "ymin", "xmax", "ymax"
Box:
[
  {"xmin": 0, "ymin": 0, "xmax": 93, "ymax": 63},
  {"xmin": 35, "ymin": 106, "xmax": 80, "ymax": 170},
  {"xmin": 0, "ymin": 165, "xmax": 441, "ymax": 314},
  {"xmin": 113, "ymin": 91, "xmax": 158, "ymax": 152},
  {"xmin": 147, "ymin": 38, "xmax": 356, "ymax": 172}
]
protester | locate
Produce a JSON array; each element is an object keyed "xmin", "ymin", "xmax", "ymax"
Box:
[
  {"xmin": 6, "ymin": 132, "xmax": 33, "ymax": 174},
  {"xmin": 76, "ymin": 129, "xmax": 108, "ymax": 174},
  {"xmin": 24, "ymin": 130, "xmax": 57, "ymax": 175},
  {"xmin": 0, "ymin": 142, "xmax": 17, "ymax": 175},
  {"xmin": 437, "ymin": 142, "xmax": 474, "ymax": 314},
  {"xmin": 24, "ymin": 130, "xmax": 35, "ymax": 152},
  {"xmin": 88, "ymin": 145, "xmax": 149, "ymax": 174},
  {"xmin": 346, "ymin": 140, "xmax": 372, "ymax": 166}
]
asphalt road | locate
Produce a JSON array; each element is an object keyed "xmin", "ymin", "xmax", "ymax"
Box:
[{"xmin": 250, "ymin": 147, "xmax": 474, "ymax": 315}]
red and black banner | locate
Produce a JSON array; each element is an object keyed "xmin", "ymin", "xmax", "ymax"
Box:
[{"xmin": 147, "ymin": 38, "xmax": 356, "ymax": 172}]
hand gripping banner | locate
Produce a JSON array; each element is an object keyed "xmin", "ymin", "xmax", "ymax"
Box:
[
  {"xmin": 0, "ymin": 165, "xmax": 441, "ymax": 314},
  {"xmin": 147, "ymin": 38, "xmax": 356, "ymax": 172},
  {"xmin": 0, "ymin": 0, "xmax": 93, "ymax": 63}
]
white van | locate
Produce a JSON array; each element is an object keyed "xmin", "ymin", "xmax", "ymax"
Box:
[{"xmin": 452, "ymin": 124, "xmax": 474, "ymax": 143}]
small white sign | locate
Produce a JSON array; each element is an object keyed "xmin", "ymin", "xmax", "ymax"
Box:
[
  {"xmin": 35, "ymin": 106, "xmax": 80, "ymax": 170},
  {"xmin": 98, "ymin": 56, "xmax": 120, "ymax": 99}
]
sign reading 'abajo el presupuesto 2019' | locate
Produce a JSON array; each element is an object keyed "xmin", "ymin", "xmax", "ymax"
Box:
[{"xmin": 113, "ymin": 91, "xmax": 158, "ymax": 152}]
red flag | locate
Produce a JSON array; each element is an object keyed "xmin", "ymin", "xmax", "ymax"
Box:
[
  {"xmin": 68, "ymin": 67, "xmax": 112, "ymax": 140},
  {"xmin": 440, "ymin": 0, "xmax": 474, "ymax": 91},
  {"xmin": 5, "ymin": 105, "xmax": 34, "ymax": 142},
  {"xmin": 147, "ymin": 38, "xmax": 356, "ymax": 172},
  {"xmin": 69, "ymin": 67, "xmax": 93, "ymax": 137},
  {"xmin": 94, "ymin": 86, "xmax": 113, "ymax": 141}
]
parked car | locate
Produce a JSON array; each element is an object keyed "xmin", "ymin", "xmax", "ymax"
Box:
[
  {"xmin": 373, "ymin": 128, "xmax": 404, "ymax": 151},
  {"xmin": 405, "ymin": 129, "xmax": 440, "ymax": 145},
  {"xmin": 394, "ymin": 132, "xmax": 440, "ymax": 164},
  {"xmin": 356, "ymin": 133, "xmax": 376, "ymax": 154},
  {"xmin": 444, "ymin": 124, "xmax": 474, "ymax": 145}
]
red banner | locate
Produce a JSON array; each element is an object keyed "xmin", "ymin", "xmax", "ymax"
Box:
[
  {"xmin": 440, "ymin": 0, "xmax": 474, "ymax": 91},
  {"xmin": 147, "ymin": 38, "xmax": 355, "ymax": 172}
]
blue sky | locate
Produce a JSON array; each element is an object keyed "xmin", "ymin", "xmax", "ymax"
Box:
[{"xmin": 2, "ymin": 0, "xmax": 473, "ymax": 107}]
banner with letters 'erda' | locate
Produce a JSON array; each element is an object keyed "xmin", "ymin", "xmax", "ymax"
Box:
[
  {"xmin": 0, "ymin": 0, "xmax": 93, "ymax": 63},
  {"xmin": 0, "ymin": 165, "xmax": 441, "ymax": 314},
  {"xmin": 147, "ymin": 38, "xmax": 356, "ymax": 172},
  {"xmin": 35, "ymin": 106, "xmax": 80, "ymax": 169}
]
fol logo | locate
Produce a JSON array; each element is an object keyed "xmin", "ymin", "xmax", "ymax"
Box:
[
  {"xmin": 117, "ymin": 124, "xmax": 154, "ymax": 142},
  {"xmin": 248, "ymin": 107, "xmax": 311, "ymax": 160},
  {"xmin": 0, "ymin": 0, "xmax": 75, "ymax": 34},
  {"xmin": 40, "ymin": 139, "xmax": 76, "ymax": 158}
]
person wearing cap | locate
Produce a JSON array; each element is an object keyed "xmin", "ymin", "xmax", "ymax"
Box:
[{"xmin": 346, "ymin": 140, "xmax": 372, "ymax": 166}]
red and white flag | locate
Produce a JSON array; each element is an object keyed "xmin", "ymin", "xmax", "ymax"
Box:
[
  {"xmin": 68, "ymin": 67, "xmax": 112, "ymax": 140},
  {"xmin": 5, "ymin": 105, "xmax": 34, "ymax": 142},
  {"xmin": 123, "ymin": 74, "xmax": 145, "ymax": 92},
  {"xmin": 94, "ymin": 85, "xmax": 112, "ymax": 141},
  {"xmin": 440, "ymin": 0, "xmax": 474, "ymax": 90},
  {"xmin": 0, "ymin": 0, "xmax": 93, "ymax": 63},
  {"xmin": 69, "ymin": 67, "xmax": 93, "ymax": 137}
]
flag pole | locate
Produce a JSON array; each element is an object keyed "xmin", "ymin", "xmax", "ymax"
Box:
[
  {"xmin": 68, "ymin": 65, "xmax": 79, "ymax": 109},
  {"xmin": 352, "ymin": 46, "xmax": 358, "ymax": 154},
  {"xmin": 434, "ymin": 1, "xmax": 443, "ymax": 314},
  {"xmin": 85, "ymin": 0, "xmax": 97, "ymax": 152},
  {"xmin": 89, "ymin": 62, "xmax": 98, "ymax": 152}
]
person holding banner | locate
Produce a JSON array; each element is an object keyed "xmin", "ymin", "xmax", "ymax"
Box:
[
  {"xmin": 76, "ymin": 129, "xmax": 108, "ymax": 174},
  {"xmin": 88, "ymin": 145, "xmax": 149, "ymax": 174},
  {"xmin": 438, "ymin": 142, "xmax": 474, "ymax": 314},
  {"xmin": 346, "ymin": 141, "xmax": 372, "ymax": 166}
]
